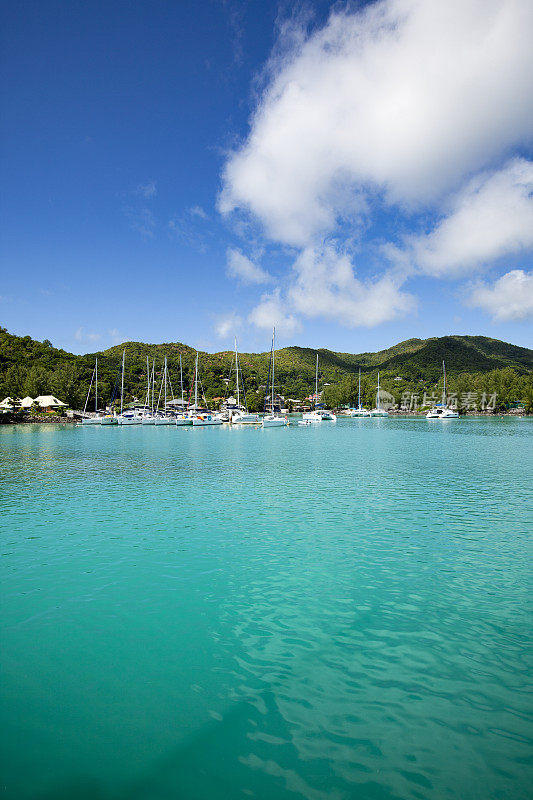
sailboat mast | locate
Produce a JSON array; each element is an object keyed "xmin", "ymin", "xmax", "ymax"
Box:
[
  {"xmin": 180, "ymin": 354, "xmax": 184, "ymax": 408},
  {"xmin": 315, "ymin": 353, "xmax": 318, "ymax": 409},
  {"xmin": 235, "ymin": 337, "xmax": 240, "ymax": 408},
  {"xmin": 95, "ymin": 358, "xmax": 98, "ymax": 412},
  {"xmin": 377, "ymin": 371, "xmax": 380, "ymax": 411},
  {"xmin": 194, "ymin": 353, "xmax": 198, "ymax": 408},
  {"xmin": 271, "ymin": 328, "xmax": 276, "ymax": 411},
  {"xmin": 120, "ymin": 349, "xmax": 125, "ymax": 414},
  {"xmin": 358, "ymin": 368, "xmax": 361, "ymax": 410},
  {"xmin": 442, "ymin": 360, "xmax": 446, "ymax": 404},
  {"xmin": 164, "ymin": 357, "xmax": 167, "ymax": 412}
]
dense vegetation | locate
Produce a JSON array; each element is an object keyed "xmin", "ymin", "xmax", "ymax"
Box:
[{"xmin": 1, "ymin": 326, "xmax": 531, "ymax": 412}]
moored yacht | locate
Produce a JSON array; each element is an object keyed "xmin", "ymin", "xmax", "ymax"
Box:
[
  {"xmin": 370, "ymin": 372, "xmax": 389, "ymax": 417},
  {"xmin": 347, "ymin": 369, "xmax": 370, "ymax": 416},
  {"xmin": 81, "ymin": 359, "xmax": 118, "ymax": 425},
  {"xmin": 189, "ymin": 354, "xmax": 222, "ymax": 426},
  {"xmin": 426, "ymin": 362, "xmax": 459, "ymax": 419},
  {"xmin": 262, "ymin": 328, "xmax": 289, "ymax": 428},
  {"xmin": 302, "ymin": 354, "xmax": 336, "ymax": 422}
]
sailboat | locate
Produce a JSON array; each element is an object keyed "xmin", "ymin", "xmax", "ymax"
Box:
[
  {"xmin": 190, "ymin": 353, "xmax": 222, "ymax": 426},
  {"xmin": 141, "ymin": 358, "xmax": 158, "ymax": 424},
  {"xmin": 370, "ymin": 372, "xmax": 389, "ymax": 417},
  {"xmin": 154, "ymin": 357, "xmax": 175, "ymax": 424},
  {"xmin": 117, "ymin": 350, "xmax": 142, "ymax": 424},
  {"xmin": 175, "ymin": 354, "xmax": 193, "ymax": 426},
  {"xmin": 426, "ymin": 361, "xmax": 459, "ymax": 419},
  {"xmin": 302, "ymin": 354, "xmax": 336, "ymax": 422},
  {"xmin": 81, "ymin": 358, "xmax": 117, "ymax": 424},
  {"xmin": 262, "ymin": 328, "xmax": 289, "ymax": 428},
  {"xmin": 348, "ymin": 368, "xmax": 370, "ymax": 416},
  {"xmin": 229, "ymin": 338, "xmax": 259, "ymax": 424}
]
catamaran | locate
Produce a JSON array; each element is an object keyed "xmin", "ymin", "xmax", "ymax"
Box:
[
  {"xmin": 302, "ymin": 353, "xmax": 336, "ymax": 422},
  {"xmin": 189, "ymin": 353, "xmax": 222, "ymax": 426},
  {"xmin": 116, "ymin": 350, "xmax": 143, "ymax": 424},
  {"xmin": 81, "ymin": 358, "xmax": 117, "ymax": 424},
  {"xmin": 370, "ymin": 372, "xmax": 389, "ymax": 417},
  {"xmin": 228, "ymin": 338, "xmax": 259, "ymax": 424},
  {"xmin": 426, "ymin": 361, "xmax": 459, "ymax": 419},
  {"xmin": 262, "ymin": 328, "xmax": 289, "ymax": 428},
  {"xmin": 347, "ymin": 368, "xmax": 370, "ymax": 416}
]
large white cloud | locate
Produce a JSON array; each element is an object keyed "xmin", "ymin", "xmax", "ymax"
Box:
[
  {"xmin": 289, "ymin": 245, "xmax": 415, "ymax": 327},
  {"xmin": 408, "ymin": 159, "xmax": 533, "ymax": 277},
  {"xmin": 466, "ymin": 269, "xmax": 533, "ymax": 321},
  {"xmin": 219, "ymin": 0, "xmax": 533, "ymax": 248}
]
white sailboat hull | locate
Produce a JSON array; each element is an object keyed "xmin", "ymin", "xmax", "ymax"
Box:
[
  {"xmin": 175, "ymin": 416, "xmax": 193, "ymax": 426},
  {"xmin": 426, "ymin": 408, "xmax": 459, "ymax": 419},
  {"xmin": 192, "ymin": 414, "xmax": 222, "ymax": 426},
  {"xmin": 262, "ymin": 416, "xmax": 288, "ymax": 428}
]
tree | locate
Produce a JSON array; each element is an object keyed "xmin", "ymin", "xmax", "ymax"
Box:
[{"xmin": 24, "ymin": 366, "xmax": 51, "ymax": 398}]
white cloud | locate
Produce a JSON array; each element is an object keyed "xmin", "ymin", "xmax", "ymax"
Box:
[
  {"xmin": 248, "ymin": 288, "xmax": 301, "ymax": 335},
  {"xmin": 226, "ymin": 248, "xmax": 272, "ymax": 284},
  {"xmin": 407, "ymin": 159, "xmax": 533, "ymax": 277},
  {"xmin": 466, "ymin": 269, "xmax": 533, "ymax": 321},
  {"xmin": 219, "ymin": 0, "xmax": 533, "ymax": 247},
  {"xmin": 288, "ymin": 245, "xmax": 416, "ymax": 327},
  {"xmin": 137, "ymin": 181, "xmax": 157, "ymax": 198},
  {"xmin": 190, "ymin": 205, "xmax": 208, "ymax": 219},
  {"xmin": 75, "ymin": 327, "xmax": 101, "ymax": 343},
  {"xmin": 215, "ymin": 312, "xmax": 242, "ymax": 339}
]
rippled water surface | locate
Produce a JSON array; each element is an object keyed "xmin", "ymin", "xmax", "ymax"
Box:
[{"xmin": 1, "ymin": 418, "xmax": 532, "ymax": 799}]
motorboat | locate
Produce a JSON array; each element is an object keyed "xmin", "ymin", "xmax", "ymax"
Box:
[{"xmin": 303, "ymin": 408, "xmax": 337, "ymax": 422}]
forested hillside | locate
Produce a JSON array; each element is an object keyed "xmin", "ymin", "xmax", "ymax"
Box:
[{"xmin": 1, "ymin": 326, "xmax": 531, "ymax": 411}]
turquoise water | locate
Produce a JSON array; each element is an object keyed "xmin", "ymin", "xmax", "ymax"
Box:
[{"xmin": 0, "ymin": 418, "xmax": 531, "ymax": 800}]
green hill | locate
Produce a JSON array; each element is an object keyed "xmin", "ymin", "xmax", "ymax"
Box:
[{"xmin": 1, "ymin": 326, "xmax": 531, "ymax": 411}]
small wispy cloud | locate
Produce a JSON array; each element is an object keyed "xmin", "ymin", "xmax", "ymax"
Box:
[
  {"xmin": 226, "ymin": 247, "xmax": 272, "ymax": 285},
  {"xmin": 214, "ymin": 312, "xmax": 242, "ymax": 339},
  {"xmin": 136, "ymin": 181, "xmax": 157, "ymax": 199},
  {"xmin": 190, "ymin": 205, "xmax": 208, "ymax": 219},
  {"xmin": 128, "ymin": 208, "xmax": 156, "ymax": 239},
  {"xmin": 75, "ymin": 327, "xmax": 102, "ymax": 343}
]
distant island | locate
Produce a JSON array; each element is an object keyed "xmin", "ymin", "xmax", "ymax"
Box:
[{"xmin": 1, "ymin": 327, "xmax": 532, "ymax": 414}]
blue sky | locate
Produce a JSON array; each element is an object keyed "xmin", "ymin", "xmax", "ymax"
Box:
[{"xmin": 1, "ymin": 0, "xmax": 532, "ymax": 355}]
